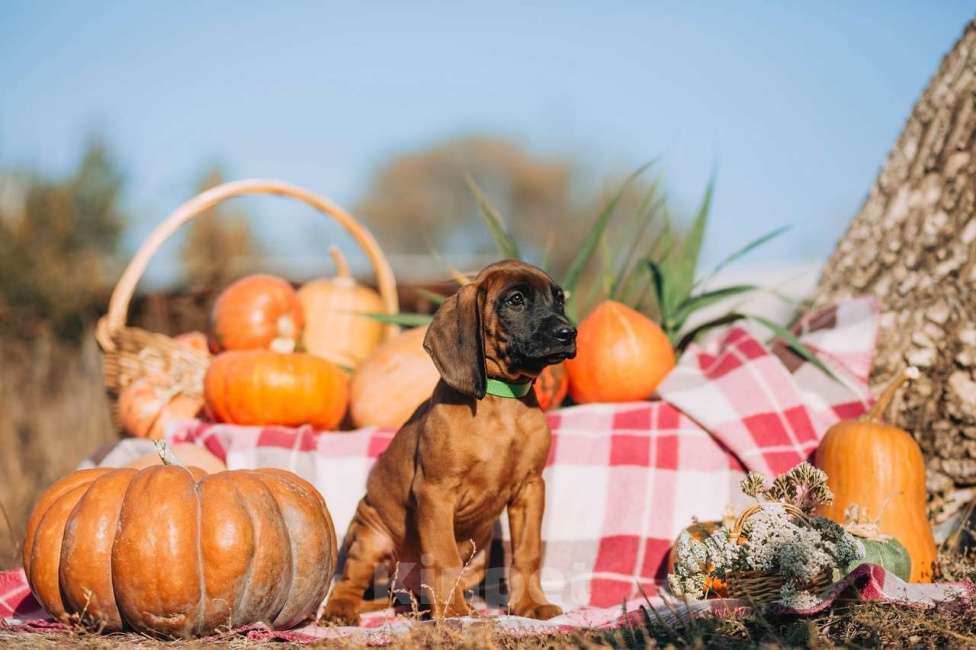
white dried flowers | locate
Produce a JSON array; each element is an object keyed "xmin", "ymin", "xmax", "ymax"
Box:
[{"xmin": 668, "ymin": 463, "xmax": 864, "ymax": 608}]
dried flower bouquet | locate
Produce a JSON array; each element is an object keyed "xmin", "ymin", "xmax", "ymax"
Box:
[{"xmin": 668, "ymin": 463, "xmax": 865, "ymax": 608}]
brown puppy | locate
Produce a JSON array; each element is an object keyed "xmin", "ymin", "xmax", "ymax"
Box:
[{"xmin": 322, "ymin": 260, "xmax": 576, "ymax": 624}]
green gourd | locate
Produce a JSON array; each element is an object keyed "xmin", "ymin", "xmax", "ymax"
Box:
[
  {"xmin": 840, "ymin": 504, "xmax": 912, "ymax": 581},
  {"xmin": 846, "ymin": 535, "xmax": 911, "ymax": 581}
]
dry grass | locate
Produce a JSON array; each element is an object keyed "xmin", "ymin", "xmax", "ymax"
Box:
[
  {"xmin": 2, "ymin": 593, "xmax": 976, "ymax": 649},
  {"xmin": 3, "ymin": 550, "xmax": 976, "ymax": 648},
  {"xmin": 0, "ymin": 334, "xmax": 117, "ymax": 568}
]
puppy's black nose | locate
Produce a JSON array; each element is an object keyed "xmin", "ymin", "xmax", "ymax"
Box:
[{"xmin": 553, "ymin": 325, "xmax": 577, "ymax": 344}]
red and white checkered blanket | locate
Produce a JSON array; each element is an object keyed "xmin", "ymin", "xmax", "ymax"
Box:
[{"xmin": 2, "ymin": 297, "xmax": 971, "ymax": 639}]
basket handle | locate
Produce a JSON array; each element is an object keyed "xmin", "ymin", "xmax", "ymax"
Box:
[
  {"xmin": 97, "ymin": 178, "xmax": 399, "ymax": 351},
  {"xmin": 728, "ymin": 502, "xmax": 811, "ymax": 543}
]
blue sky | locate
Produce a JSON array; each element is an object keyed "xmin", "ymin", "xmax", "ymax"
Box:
[{"xmin": 1, "ymin": 2, "xmax": 972, "ymax": 282}]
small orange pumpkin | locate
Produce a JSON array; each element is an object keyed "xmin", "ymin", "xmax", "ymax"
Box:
[
  {"xmin": 209, "ymin": 274, "xmax": 304, "ymax": 353},
  {"xmin": 534, "ymin": 362, "xmax": 569, "ymax": 411},
  {"xmin": 349, "ymin": 326, "xmax": 440, "ymax": 429},
  {"xmin": 298, "ymin": 246, "xmax": 385, "ymax": 368},
  {"xmin": 565, "ymin": 300, "xmax": 675, "ymax": 404},
  {"xmin": 814, "ymin": 367, "xmax": 937, "ymax": 582},
  {"xmin": 116, "ymin": 333, "xmax": 208, "ymax": 439},
  {"xmin": 205, "ymin": 350, "xmax": 348, "ymax": 430},
  {"xmin": 117, "ymin": 375, "xmax": 203, "ymax": 440}
]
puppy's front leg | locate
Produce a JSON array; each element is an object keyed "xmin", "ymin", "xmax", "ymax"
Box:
[
  {"xmin": 413, "ymin": 483, "xmax": 471, "ymax": 618},
  {"xmin": 507, "ymin": 476, "xmax": 562, "ymax": 620}
]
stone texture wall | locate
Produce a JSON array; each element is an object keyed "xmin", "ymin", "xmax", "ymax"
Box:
[{"xmin": 812, "ymin": 22, "xmax": 976, "ymax": 519}]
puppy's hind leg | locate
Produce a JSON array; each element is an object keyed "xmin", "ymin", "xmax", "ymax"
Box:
[{"xmin": 321, "ymin": 499, "xmax": 394, "ymax": 626}]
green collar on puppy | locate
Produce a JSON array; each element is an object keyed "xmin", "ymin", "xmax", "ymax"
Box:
[{"xmin": 485, "ymin": 377, "xmax": 533, "ymax": 399}]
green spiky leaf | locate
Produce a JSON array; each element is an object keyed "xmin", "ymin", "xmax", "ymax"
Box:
[
  {"xmin": 414, "ymin": 288, "xmax": 447, "ymax": 305},
  {"xmin": 562, "ymin": 159, "xmax": 656, "ymax": 306},
  {"xmin": 674, "ymin": 313, "xmax": 746, "ymax": 351},
  {"xmin": 644, "ymin": 260, "xmax": 669, "ymax": 324},
  {"xmin": 662, "ymin": 175, "xmax": 713, "ymax": 311},
  {"xmin": 698, "ymin": 225, "xmax": 791, "ymax": 288},
  {"xmin": 609, "ymin": 188, "xmax": 664, "ymax": 300},
  {"xmin": 744, "ymin": 313, "xmax": 838, "ymax": 381},
  {"xmin": 361, "ymin": 312, "xmax": 433, "ymax": 327},
  {"xmin": 668, "ymin": 284, "xmax": 757, "ymax": 333},
  {"xmin": 465, "ymin": 174, "xmax": 520, "ymax": 260}
]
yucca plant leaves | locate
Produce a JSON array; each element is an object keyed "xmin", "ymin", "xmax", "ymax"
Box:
[
  {"xmin": 674, "ymin": 313, "xmax": 745, "ymax": 351},
  {"xmin": 698, "ymin": 225, "xmax": 791, "ymax": 288},
  {"xmin": 361, "ymin": 312, "xmax": 433, "ymax": 327},
  {"xmin": 673, "ymin": 311, "xmax": 837, "ymax": 381},
  {"xmin": 561, "ymin": 159, "xmax": 656, "ymax": 311},
  {"xmin": 644, "ymin": 260, "xmax": 669, "ymax": 323},
  {"xmin": 661, "ymin": 175, "xmax": 713, "ymax": 314},
  {"xmin": 743, "ymin": 313, "xmax": 838, "ymax": 381},
  {"xmin": 668, "ymin": 284, "xmax": 757, "ymax": 334},
  {"xmin": 465, "ymin": 174, "xmax": 520, "ymax": 260},
  {"xmin": 413, "ymin": 288, "xmax": 447, "ymax": 305},
  {"xmin": 609, "ymin": 188, "xmax": 663, "ymax": 300}
]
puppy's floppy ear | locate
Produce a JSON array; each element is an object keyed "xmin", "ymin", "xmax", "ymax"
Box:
[{"xmin": 423, "ymin": 282, "xmax": 486, "ymax": 398}]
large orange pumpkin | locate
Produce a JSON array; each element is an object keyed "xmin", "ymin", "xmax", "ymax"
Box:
[
  {"xmin": 350, "ymin": 326, "xmax": 440, "ymax": 429},
  {"xmin": 534, "ymin": 362, "xmax": 569, "ymax": 411},
  {"xmin": 298, "ymin": 246, "xmax": 385, "ymax": 368},
  {"xmin": 565, "ymin": 300, "xmax": 675, "ymax": 404},
  {"xmin": 23, "ymin": 461, "xmax": 336, "ymax": 637},
  {"xmin": 814, "ymin": 367, "xmax": 937, "ymax": 582},
  {"xmin": 209, "ymin": 274, "xmax": 304, "ymax": 353},
  {"xmin": 205, "ymin": 350, "xmax": 348, "ymax": 430}
]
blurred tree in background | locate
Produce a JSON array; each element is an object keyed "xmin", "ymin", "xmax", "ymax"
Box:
[
  {"xmin": 357, "ymin": 136, "xmax": 574, "ymax": 260},
  {"xmin": 355, "ymin": 135, "xmax": 671, "ymax": 292},
  {"xmin": 0, "ymin": 139, "xmax": 125, "ymax": 340},
  {"xmin": 180, "ymin": 166, "xmax": 261, "ymax": 291}
]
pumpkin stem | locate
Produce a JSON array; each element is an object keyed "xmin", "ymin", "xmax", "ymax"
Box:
[
  {"xmin": 154, "ymin": 440, "xmax": 186, "ymax": 467},
  {"xmin": 328, "ymin": 245, "xmax": 351, "ymax": 279},
  {"xmin": 863, "ymin": 366, "xmax": 920, "ymax": 423}
]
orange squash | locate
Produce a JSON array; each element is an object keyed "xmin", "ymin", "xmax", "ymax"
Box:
[
  {"xmin": 534, "ymin": 362, "xmax": 569, "ymax": 411},
  {"xmin": 565, "ymin": 300, "xmax": 675, "ymax": 404},
  {"xmin": 205, "ymin": 350, "xmax": 348, "ymax": 430},
  {"xmin": 814, "ymin": 367, "xmax": 937, "ymax": 582},
  {"xmin": 298, "ymin": 246, "xmax": 385, "ymax": 368},
  {"xmin": 209, "ymin": 274, "xmax": 304, "ymax": 353},
  {"xmin": 350, "ymin": 326, "xmax": 440, "ymax": 429},
  {"xmin": 125, "ymin": 443, "xmax": 227, "ymax": 474},
  {"xmin": 22, "ymin": 458, "xmax": 335, "ymax": 637}
]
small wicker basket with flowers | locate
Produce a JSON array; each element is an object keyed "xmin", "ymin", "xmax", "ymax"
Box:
[{"xmin": 668, "ymin": 463, "xmax": 865, "ymax": 609}]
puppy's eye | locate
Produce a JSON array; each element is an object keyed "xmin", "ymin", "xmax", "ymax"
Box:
[{"xmin": 507, "ymin": 292, "xmax": 525, "ymax": 307}]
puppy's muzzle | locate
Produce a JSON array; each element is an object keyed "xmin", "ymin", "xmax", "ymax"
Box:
[{"xmin": 546, "ymin": 322, "xmax": 577, "ymax": 360}]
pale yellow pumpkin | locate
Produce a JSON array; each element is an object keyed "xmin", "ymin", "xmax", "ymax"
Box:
[
  {"xmin": 125, "ymin": 443, "xmax": 227, "ymax": 474},
  {"xmin": 349, "ymin": 326, "xmax": 440, "ymax": 429},
  {"xmin": 298, "ymin": 246, "xmax": 385, "ymax": 369}
]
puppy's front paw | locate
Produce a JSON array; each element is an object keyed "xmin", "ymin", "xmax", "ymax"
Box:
[
  {"xmin": 320, "ymin": 597, "xmax": 362, "ymax": 626},
  {"xmin": 511, "ymin": 601, "xmax": 563, "ymax": 620}
]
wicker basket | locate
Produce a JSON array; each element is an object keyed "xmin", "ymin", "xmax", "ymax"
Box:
[
  {"xmin": 95, "ymin": 179, "xmax": 399, "ymax": 425},
  {"xmin": 723, "ymin": 503, "xmax": 833, "ymax": 604}
]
